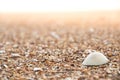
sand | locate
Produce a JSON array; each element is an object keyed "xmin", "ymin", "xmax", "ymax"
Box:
[{"xmin": 0, "ymin": 25, "xmax": 120, "ymax": 80}]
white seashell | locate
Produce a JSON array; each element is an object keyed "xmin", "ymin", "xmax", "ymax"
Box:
[{"xmin": 82, "ymin": 51, "xmax": 109, "ymax": 65}]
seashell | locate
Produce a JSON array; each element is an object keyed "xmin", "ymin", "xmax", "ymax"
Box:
[{"xmin": 82, "ymin": 51, "xmax": 109, "ymax": 65}]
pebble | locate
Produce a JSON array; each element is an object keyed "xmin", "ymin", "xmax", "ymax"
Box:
[
  {"xmin": 32, "ymin": 59, "xmax": 39, "ymax": 62},
  {"xmin": 33, "ymin": 67, "xmax": 42, "ymax": 71},
  {"xmin": 89, "ymin": 28, "xmax": 94, "ymax": 32},
  {"xmin": 3, "ymin": 64, "xmax": 8, "ymax": 68},
  {"xmin": 11, "ymin": 53, "xmax": 21, "ymax": 57},
  {"xmin": 0, "ymin": 67, "xmax": 2, "ymax": 70},
  {"xmin": 106, "ymin": 69, "xmax": 112, "ymax": 74},
  {"xmin": 50, "ymin": 32, "xmax": 60, "ymax": 39},
  {"xmin": 64, "ymin": 77, "xmax": 72, "ymax": 80},
  {"xmin": 0, "ymin": 43, "xmax": 3, "ymax": 48},
  {"xmin": 13, "ymin": 44, "xmax": 19, "ymax": 48},
  {"xmin": 0, "ymin": 50, "xmax": 5, "ymax": 54}
]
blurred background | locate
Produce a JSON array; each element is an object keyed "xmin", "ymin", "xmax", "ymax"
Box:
[{"xmin": 0, "ymin": 0, "xmax": 120, "ymax": 27}]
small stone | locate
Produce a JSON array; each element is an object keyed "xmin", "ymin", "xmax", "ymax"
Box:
[
  {"xmin": 0, "ymin": 43, "xmax": 3, "ymax": 48},
  {"xmin": 103, "ymin": 40, "xmax": 109, "ymax": 45},
  {"xmin": 13, "ymin": 44, "xmax": 19, "ymax": 48},
  {"xmin": 32, "ymin": 59, "xmax": 39, "ymax": 62},
  {"xmin": 106, "ymin": 69, "xmax": 112, "ymax": 74},
  {"xmin": 50, "ymin": 32, "xmax": 60, "ymax": 39},
  {"xmin": 25, "ymin": 52, "xmax": 29, "ymax": 57},
  {"xmin": 118, "ymin": 70, "xmax": 120, "ymax": 74},
  {"xmin": 64, "ymin": 77, "xmax": 72, "ymax": 80},
  {"xmin": 11, "ymin": 53, "xmax": 20, "ymax": 57},
  {"xmin": 16, "ymin": 67, "xmax": 21, "ymax": 70},
  {"xmin": 5, "ymin": 42, "xmax": 11, "ymax": 45},
  {"xmin": 0, "ymin": 50, "xmax": 5, "ymax": 54},
  {"xmin": 3, "ymin": 64, "xmax": 8, "ymax": 68},
  {"xmin": 107, "ymin": 53, "xmax": 113, "ymax": 57},
  {"xmin": 0, "ymin": 67, "xmax": 2, "ymax": 70},
  {"xmin": 33, "ymin": 67, "xmax": 42, "ymax": 71},
  {"xmin": 89, "ymin": 28, "xmax": 94, "ymax": 32}
]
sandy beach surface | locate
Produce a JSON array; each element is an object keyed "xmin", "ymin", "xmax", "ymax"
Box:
[{"xmin": 0, "ymin": 24, "xmax": 119, "ymax": 80}]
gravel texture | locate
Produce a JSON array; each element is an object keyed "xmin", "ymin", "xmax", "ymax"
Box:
[{"xmin": 0, "ymin": 25, "xmax": 120, "ymax": 80}]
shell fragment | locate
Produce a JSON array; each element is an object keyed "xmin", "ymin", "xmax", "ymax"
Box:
[{"xmin": 33, "ymin": 67, "xmax": 42, "ymax": 71}]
